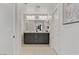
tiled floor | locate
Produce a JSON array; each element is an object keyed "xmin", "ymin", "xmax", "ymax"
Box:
[{"xmin": 21, "ymin": 45, "xmax": 57, "ymax": 55}]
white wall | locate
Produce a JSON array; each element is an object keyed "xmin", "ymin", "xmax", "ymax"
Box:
[
  {"xmin": 54, "ymin": 4, "xmax": 79, "ymax": 55},
  {"xmin": 0, "ymin": 4, "xmax": 15, "ymax": 54}
]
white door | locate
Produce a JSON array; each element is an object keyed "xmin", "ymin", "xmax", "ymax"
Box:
[{"xmin": 0, "ymin": 4, "xmax": 16, "ymax": 55}]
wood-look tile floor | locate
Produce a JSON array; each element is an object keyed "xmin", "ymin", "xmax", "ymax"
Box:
[{"xmin": 20, "ymin": 45, "xmax": 57, "ymax": 55}]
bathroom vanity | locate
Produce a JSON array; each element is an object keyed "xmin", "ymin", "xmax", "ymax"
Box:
[{"xmin": 23, "ymin": 14, "xmax": 52, "ymax": 44}]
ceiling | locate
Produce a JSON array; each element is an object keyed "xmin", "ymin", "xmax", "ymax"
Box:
[{"xmin": 23, "ymin": 3, "xmax": 57, "ymax": 14}]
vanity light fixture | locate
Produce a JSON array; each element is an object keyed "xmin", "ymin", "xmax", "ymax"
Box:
[
  {"xmin": 25, "ymin": 15, "xmax": 35, "ymax": 20},
  {"xmin": 24, "ymin": 14, "xmax": 52, "ymax": 20}
]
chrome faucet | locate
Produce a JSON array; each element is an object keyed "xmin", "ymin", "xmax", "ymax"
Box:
[{"xmin": 36, "ymin": 24, "xmax": 42, "ymax": 32}]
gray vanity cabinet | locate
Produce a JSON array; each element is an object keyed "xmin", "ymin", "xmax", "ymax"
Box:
[{"xmin": 24, "ymin": 33, "xmax": 49, "ymax": 44}]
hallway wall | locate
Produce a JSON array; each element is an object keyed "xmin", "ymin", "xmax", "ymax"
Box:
[
  {"xmin": 0, "ymin": 4, "xmax": 15, "ymax": 54},
  {"xmin": 54, "ymin": 4, "xmax": 79, "ymax": 55}
]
